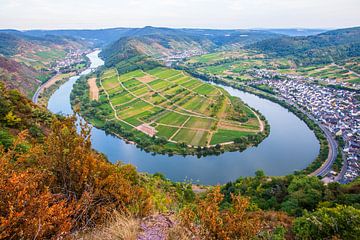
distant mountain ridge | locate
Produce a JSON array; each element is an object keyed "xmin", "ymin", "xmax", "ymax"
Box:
[
  {"xmin": 21, "ymin": 26, "xmax": 277, "ymax": 46},
  {"xmin": 0, "ymin": 31, "xmax": 88, "ymax": 57},
  {"xmin": 258, "ymin": 28, "xmax": 328, "ymax": 36},
  {"xmin": 100, "ymin": 26, "xmax": 280, "ymax": 67}
]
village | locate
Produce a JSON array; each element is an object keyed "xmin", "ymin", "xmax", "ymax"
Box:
[
  {"xmin": 51, "ymin": 49, "xmax": 91, "ymax": 73},
  {"xmin": 250, "ymin": 72, "xmax": 359, "ymax": 183}
]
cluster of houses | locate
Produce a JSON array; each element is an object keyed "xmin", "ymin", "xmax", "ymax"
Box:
[
  {"xmin": 251, "ymin": 69, "xmax": 360, "ymax": 90},
  {"xmin": 51, "ymin": 49, "xmax": 90, "ymax": 73},
  {"xmin": 252, "ymin": 77, "xmax": 359, "ymax": 183},
  {"xmin": 162, "ymin": 49, "xmax": 207, "ymax": 66}
]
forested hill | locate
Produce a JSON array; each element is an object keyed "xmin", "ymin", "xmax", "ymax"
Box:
[
  {"xmin": 0, "ymin": 31, "xmax": 88, "ymax": 57},
  {"xmin": 100, "ymin": 26, "xmax": 280, "ymax": 69},
  {"xmin": 247, "ymin": 27, "xmax": 360, "ymax": 65}
]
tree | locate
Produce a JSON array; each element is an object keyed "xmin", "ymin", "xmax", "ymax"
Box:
[
  {"xmin": 281, "ymin": 176, "xmax": 324, "ymax": 216},
  {"xmin": 4, "ymin": 111, "xmax": 21, "ymax": 126},
  {"xmin": 180, "ymin": 187, "xmax": 262, "ymax": 239},
  {"xmin": 0, "ymin": 132, "xmax": 74, "ymax": 239},
  {"xmin": 293, "ymin": 205, "xmax": 360, "ymax": 240}
]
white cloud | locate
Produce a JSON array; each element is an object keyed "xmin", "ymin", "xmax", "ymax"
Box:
[{"xmin": 0, "ymin": 0, "xmax": 359, "ymax": 29}]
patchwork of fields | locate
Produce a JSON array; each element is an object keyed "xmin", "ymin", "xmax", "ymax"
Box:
[
  {"xmin": 185, "ymin": 51, "xmax": 292, "ymax": 81},
  {"xmin": 185, "ymin": 51, "xmax": 360, "ymax": 84},
  {"xmin": 279, "ymin": 63, "xmax": 360, "ymax": 83},
  {"xmin": 96, "ymin": 67, "xmax": 263, "ymax": 146}
]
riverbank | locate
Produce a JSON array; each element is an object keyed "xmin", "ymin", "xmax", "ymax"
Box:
[
  {"xmin": 32, "ymin": 54, "xmax": 91, "ymax": 105},
  {"xmin": 48, "ymin": 50, "xmax": 319, "ymax": 185},
  {"xmin": 36, "ymin": 72, "xmax": 76, "ymax": 106},
  {"xmin": 239, "ymin": 85, "xmax": 335, "ymax": 176},
  {"xmin": 70, "ymin": 66, "xmax": 270, "ymax": 157},
  {"xmin": 180, "ymin": 67, "xmax": 332, "ymax": 176}
]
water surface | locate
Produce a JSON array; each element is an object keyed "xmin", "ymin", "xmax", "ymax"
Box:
[{"xmin": 48, "ymin": 51, "xmax": 320, "ymax": 185}]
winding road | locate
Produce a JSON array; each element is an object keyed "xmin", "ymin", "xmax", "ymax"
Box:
[
  {"xmin": 215, "ymin": 74, "xmax": 339, "ymax": 178},
  {"xmin": 32, "ymin": 85, "xmax": 42, "ymax": 103},
  {"xmin": 306, "ymin": 114, "xmax": 338, "ymax": 177}
]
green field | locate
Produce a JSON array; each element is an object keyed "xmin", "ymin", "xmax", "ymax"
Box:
[
  {"xmin": 185, "ymin": 50, "xmax": 292, "ymax": 82},
  {"xmin": 96, "ymin": 67, "xmax": 262, "ymax": 146},
  {"xmin": 210, "ymin": 129, "xmax": 253, "ymax": 145}
]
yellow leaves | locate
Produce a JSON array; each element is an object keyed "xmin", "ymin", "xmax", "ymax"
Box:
[
  {"xmin": 4, "ymin": 111, "xmax": 21, "ymax": 126},
  {"xmin": 0, "ymin": 116, "xmax": 154, "ymax": 239},
  {"xmin": 179, "ymin": 187, "xmax": 262, "ymax": 240},
  {"xmin": 0, "ymin": 168, "xmax": 73, "ymax": 239}
]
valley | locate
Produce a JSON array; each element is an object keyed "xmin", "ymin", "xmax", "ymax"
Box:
[
  {"xmin": 50, "ymin": 51, "xmax": 319, "ymax": 184},
  {"xmin": 0, "ymin": 22, "xmax": 359, "ymax": 239}
]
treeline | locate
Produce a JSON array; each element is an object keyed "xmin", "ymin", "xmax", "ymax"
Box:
[
  {"xmin": 71, "ymin": 69, "xmax": 269, "ymax": 157},
  {"xmin": 220, "ymin": 171, "xmax": 360, "ymax": 239}
]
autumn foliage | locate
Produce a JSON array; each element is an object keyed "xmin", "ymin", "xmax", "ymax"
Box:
[
  {"xmin": 0, "ymin": 117, "xmax": 152, "ymax": 239},
  {"xmin": 179, "ymin": 186, "xmax": 262, "ymax": 239}
]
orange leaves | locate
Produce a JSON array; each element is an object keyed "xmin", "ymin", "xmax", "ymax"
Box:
[
  {"xmin": 0, "ymin": 169, "xmax": 74, "ymax": 239},
  {"xmin": 180, "ymin": 186, "xmax": 262, "ymax": 240},
  {"xmin": 0, "ymin": 116, "xmax": 153, "ymax": 239}
]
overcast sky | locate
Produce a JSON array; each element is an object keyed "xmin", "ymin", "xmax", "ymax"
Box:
[{"xmin": 0, "ymin": 0, "xmax": 359, "ymax": 30}]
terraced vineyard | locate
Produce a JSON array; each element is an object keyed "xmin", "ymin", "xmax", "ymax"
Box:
[{"xmin": 97, "ymin": 67, "xmax": 263, "ymax": 146}]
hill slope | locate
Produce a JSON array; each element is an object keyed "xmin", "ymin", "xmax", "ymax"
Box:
[
  {"xmin": 247, "ymin": 27, "xmax": 360, "ymax": 65},
  {"xmin": 0, "ymin": 32, "xmax": 90, "ymax": 98},
  {"xmin": 100, "ymin": 26, "xmax": 280, "ymax": 68},
  {"xmin": 0, "ymin": 56, "xmax": 40, "ymax": 97}
]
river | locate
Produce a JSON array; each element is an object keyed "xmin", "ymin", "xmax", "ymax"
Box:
[{"xmin": 48, "ymin": 50, "xmax": 320, "ymax": 185}]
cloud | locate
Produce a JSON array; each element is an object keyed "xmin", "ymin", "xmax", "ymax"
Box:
[{"xmin": 0, "ymin": 0, "xmax": 359, "ymax": 29}]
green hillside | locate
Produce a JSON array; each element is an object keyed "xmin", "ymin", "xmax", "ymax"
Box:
[{"xmin": 247, "ymin": 27, "xmax": 360, "ymax": 65}]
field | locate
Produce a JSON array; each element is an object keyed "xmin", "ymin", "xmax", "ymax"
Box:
[
  {"xmin": 13, "ymin": 48, "xmax": 68, "ymax": 70},
  {"xmin": 88, "ymin": 77, "xmax": 99, "ymax": 101},
  {"xmin": 96, "ymin": 67, "xmax": 263, "ymax": 147},
  {"xmin": 279, "ymin": 63, "xmax": 360, "ymax": 83},
  {"xmin": 185, "ymin": 50, "xmax": 293, "ymax": 81},
  {"xmin": 185, "ymin": 50, "xmax": 360, "ymax": 85}
]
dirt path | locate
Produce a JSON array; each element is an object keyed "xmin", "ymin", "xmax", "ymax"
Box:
[
  {"xmin": 99, "ymin": 74, "xmax": 137, "ymax": 129},
  {"xmin": 88, "ymin": 77, "xmax": 99, "ymax": 101},
  {"xmin": 137, "ymin": 214, "xmax": 175, "ymax": 240},
  {"xmin": 169, "ymin": 116, "xmax": 191, "ymax": 141},
  {"xmin": 332, "ymin": 63, "xmax": 360, "ymax": 78},
  {"xmin": 43, "ymin": 72, "xmax": 75, "ymax": 90}
]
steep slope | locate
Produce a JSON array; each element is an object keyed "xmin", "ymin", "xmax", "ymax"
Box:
[
  {"xmin": 0, "ymin": 56, "xmax": 40, "ymax": 97},
  {"xmin": 0, "ymin": 32, "xmax": 90, "ymax": 98},
  {"xmin": 0, "ymin": 32, "xmax": 88, "ymax": 57},
  {"xmin": 100, "ymin": 26, "xmax": 279, "ymax": 68},
  {"xmin": 247, "ymin": 27, "xmax": 360, "ymax": 65}
]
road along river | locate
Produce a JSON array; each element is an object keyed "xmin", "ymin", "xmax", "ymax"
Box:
[{"xmin": 47, "ymin": 50, "xmax": 320, "ymax": 185}]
